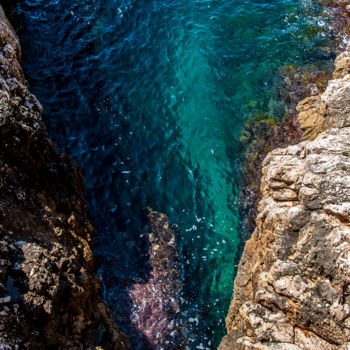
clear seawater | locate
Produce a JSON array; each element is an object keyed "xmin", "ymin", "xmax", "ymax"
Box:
[{"xmin": 16, "ymin": 0, "xmax": 334, "ymax": 348}]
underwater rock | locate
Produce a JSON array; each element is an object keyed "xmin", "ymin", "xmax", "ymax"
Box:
[
  {"xmin": 0, "ymin": 4, "xmax": 128, "ymax": 349},
  {"xmin": 129, "ymin": 210, "xmax": 186, "ymax": 349},
  {"xmin": 220, "ymin": 38, "xmax": 350, "ymax": 350}
]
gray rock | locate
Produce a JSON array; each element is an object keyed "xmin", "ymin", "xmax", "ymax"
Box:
[{"xmin": 0, "ymin": 90, "xmax": 10, "ymax": 126}]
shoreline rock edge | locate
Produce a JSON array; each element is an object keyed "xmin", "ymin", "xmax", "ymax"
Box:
[
  {"xmin": 219, "ymin": 38, "xmax": 350, "ymax": 350},
  {"xmin": 0, "ymin": 4, "xmax": 129, "ymax": 349}
]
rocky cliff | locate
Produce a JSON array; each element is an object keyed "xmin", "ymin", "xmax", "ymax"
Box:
[
  {"xmin": 0, "ymin": 5, "xmax": 129, "ymax": 349},
  {"xmin": 219, "ymin": 42, "xmax": 350, "ymax": 350}
]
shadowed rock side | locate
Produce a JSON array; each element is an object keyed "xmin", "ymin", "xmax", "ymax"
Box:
[
  {"xmin": 129, "ymin": 210, "xmax": 186, "ymax": 349},
  {"xmin": 219, "ymin": 46, "xmax": 350, "ymax": 349},
  {"xmin": 0, "ymin": 5, "xmax": 128, "ymax": 349}
]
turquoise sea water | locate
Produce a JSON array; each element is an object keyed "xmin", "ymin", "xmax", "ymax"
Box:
[{"xmin": 17, "ymin": 0, "xmax": 334, "ymax": 348}]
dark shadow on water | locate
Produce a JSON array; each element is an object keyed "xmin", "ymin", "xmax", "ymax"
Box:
[
  {"xmin": 93, "ymin": 209, "xmax": 154, "ymax": 349},
  {"xmin": 15, "ymin": 3, "xmax": 155, "ymax": 346}
]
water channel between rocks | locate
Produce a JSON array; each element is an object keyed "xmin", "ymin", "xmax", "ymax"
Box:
[{"xmin": 17, "ymin": 0, "xmax": 337, "ymax": 348}]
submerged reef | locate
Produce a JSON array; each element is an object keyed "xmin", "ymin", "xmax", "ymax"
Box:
[
  {"xmin": 0, "ymin": 5, "xmax": 128, "ymax": 349},
  {"xmin": 129, "ymin": 210, "xmax": 186, "ymax": 349},
  {"xmin": 219, "ymin": 31, "xmax": 350, "ymax": 350}
]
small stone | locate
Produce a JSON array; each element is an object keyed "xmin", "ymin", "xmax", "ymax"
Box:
[
  {"xmin": 0, "ymin": 296, "xmax": 11, "ymax": 304},
  {"xmin": 0, "ymin": 91, "xmax": 11, "ymax": 127}
]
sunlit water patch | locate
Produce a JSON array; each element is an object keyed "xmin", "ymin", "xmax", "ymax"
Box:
[{"xmin": 17, "ymin": 0, "xmax": 335, "ymax": 348}]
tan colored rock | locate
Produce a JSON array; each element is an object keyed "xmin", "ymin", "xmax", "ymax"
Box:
[
  {"xmin": 294, "ymin": 328, "xmax": 338, "ymax": 350},
  {"xmin": 297, "ymin": 96, "xmax": 325, "ymax": 141},
  {"xmin": 322, "ymin": 75, "xmax": 350, "ymax": 129},
  {"xmin": 333, "ymin": 44, "xmax": 350, "ymax": 79},
  {"xmin": 220, "ymin": 46, "xmax": 350, "ymax": 349},
  {"xmin": 298, "ymin": 43, "xmax": 350, "ymax": 141}
]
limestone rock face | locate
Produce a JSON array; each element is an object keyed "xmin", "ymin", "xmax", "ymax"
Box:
[
  {"xmin": 322, "ymin": 74, "xmax": 350, "ymax": 130},
  {"xmin": 0, "ymin": 5, "xmax": 128, "ymax": 349},
  {"xmin": 296, "ymin": 95, "xmax": 325, "ymax": 141},
  {"xmin": 297, "ymin": 44, "xmax": 350, "ymax": 141},
  {"xmin": 220, "ymin": 46, "xmax": 350, "ymax": 350}
]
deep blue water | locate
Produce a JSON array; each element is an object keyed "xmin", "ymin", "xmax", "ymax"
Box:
[{"xmin": 16, "ymin": 0, "xmax": 334, "ymax": 348}]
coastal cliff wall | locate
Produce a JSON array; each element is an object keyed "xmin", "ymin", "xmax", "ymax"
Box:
[
  {"xmin": 0, "ymin": 5, "xmax": 128, "ymax": 349},
  {"xmin": 219, "ymin": 43, "xmax": 350, "ymax": 349}
]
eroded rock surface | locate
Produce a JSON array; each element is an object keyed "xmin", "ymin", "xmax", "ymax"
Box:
[
  {"xmin": 297, "ymin": 43, "xmax": 350, "ymax": 141},
  {"xmin": 0, "ymin": 5, "xmax": 128, "ymax": 349},
  {"xmin": 220, "ymin": 42, "xmax": 350, "ymax": 350}
]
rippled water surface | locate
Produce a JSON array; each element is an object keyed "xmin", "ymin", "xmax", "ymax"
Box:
[{"xmin": 17, "ymin": 0, "xmax": 334, "ymax": 348}]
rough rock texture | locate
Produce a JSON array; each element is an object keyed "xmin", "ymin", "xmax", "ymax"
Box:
[
  {"xmin": 238, "ymin": 0, "xmax": 350, "ymax": 239},
  {"xmin": 296, "ymin": 95, "xmax": 326, "ymax": 141},
  {"xmin": 219, "ymin": 41, "xmax": 350, "ymax": 350},
  {"xmin": 297, "ymin": 44, "xmax": 350, "ymax": 141},
  {"xmin": 0, "ymin": 5, "xmax": 128, "ymax": 349}
]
